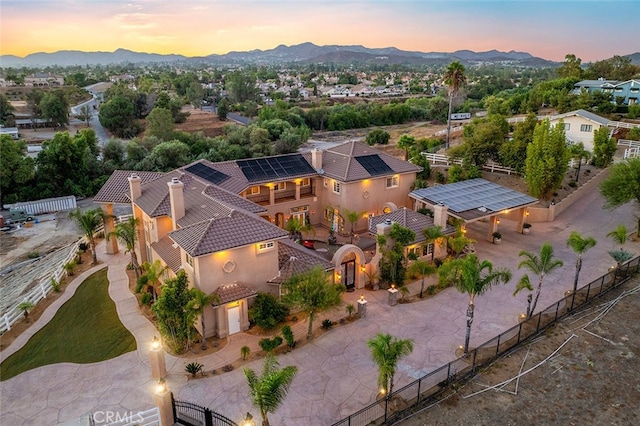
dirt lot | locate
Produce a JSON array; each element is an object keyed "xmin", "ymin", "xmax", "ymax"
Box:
[
  {"xmin": 173, "ymin": 107, "xmax": 233, "ymax": 138},
  {"xmin": 400, "ymin": 276, "xmax": 640, "ymax": 426}
]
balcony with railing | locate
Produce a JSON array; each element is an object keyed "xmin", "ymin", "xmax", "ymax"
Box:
[{"xmin": 245, "ymin": 181, "xmax": 315, "ymax": 206}]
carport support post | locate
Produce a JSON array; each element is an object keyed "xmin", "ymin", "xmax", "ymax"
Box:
[{"xmin": 487, "ymin": 216, "xmax": 499, "ymax": 243}]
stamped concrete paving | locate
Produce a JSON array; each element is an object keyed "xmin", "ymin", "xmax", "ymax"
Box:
[{"xmin": 0, "ymin": 188, "xmax": 636, "ymax": 425}]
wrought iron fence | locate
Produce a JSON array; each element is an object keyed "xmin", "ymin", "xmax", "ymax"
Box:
[
  {"xmin": 332, "ymin": 257, "xmax": 640, "ymax": 426},
  {"xmin": 172, "ymin": 394, "xmax": 238, "ymax": 426}
]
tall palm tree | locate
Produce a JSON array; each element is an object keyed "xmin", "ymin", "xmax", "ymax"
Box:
[
  {"xmin": 408, "ymin": 259, "xmax": 436, "ymax": 298},
  {"xmin": 439, "ymin": 254, "xmax": 512, "ymax": 353},
  {"xmin": 516, "ymin": 243, "xmax": 563, "ymax": 318},
  {"xmin": 187, "ymin": 289, "xmax": 220, "ymax": 350},
  {"xmin": 108, "ymin": 216, "xmax": 140, "ymax": 279},
  {"xmin": 444, "ymin": 61, "xmax": 467, "ymax": 149},
  {"xmin": 367, "ymin": 333, "xmax": 414, "ymax": 396},
  {"xmin": 244, "ymin": 355, "xmax": 298, "ymax": 426},
  {"xmin": 423, "ymin": 225, "xmax": 445, "ymax": 262},
  {"xmin": 397, "ymin": 134, "xmax": 415, "ymax": 161},
  {"xmin": 566, "ymin": 231, "xmax": 597, "ymax": 296},
  {"xmin": 68, "ymin": 207, "xmax": 108, "ymax": 265}
]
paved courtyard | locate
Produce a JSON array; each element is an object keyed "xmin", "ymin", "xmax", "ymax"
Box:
[{"xmin": 0, "ymin": 187, "xmax": 637, "ymax": 425}]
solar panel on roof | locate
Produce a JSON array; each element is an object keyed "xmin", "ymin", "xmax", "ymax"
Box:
[
  {"xmin": 355, "ymin": 154, "xmax": 394, "ymax": 176},
  {"xmin": 185, "ymin": 163, "xmax": 230, "ymax": 185},
  {"xmin": 237, "ymin": 154, "xmax": 316, "ymax": 182}
]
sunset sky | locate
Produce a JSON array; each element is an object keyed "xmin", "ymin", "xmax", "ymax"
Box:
[{"xmin": 1, "ymin": 0, "xmax": 638, "ymax": 62}]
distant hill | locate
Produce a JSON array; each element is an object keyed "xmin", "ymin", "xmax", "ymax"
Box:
[
  {"xmin": 0, "ymin": 43, "xmax": 558, "ymax": 67},
  {"xmin": 626, "ymin": 52, "xmax": 640, "ymax": 65}
]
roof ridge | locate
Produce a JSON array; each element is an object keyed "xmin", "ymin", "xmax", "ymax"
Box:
[
  {"xmin": 342, "ymin": 140, "xmax": 356, "ymax": 181},
  {"xmin": 192, "ymin": 219, "xmax": 218, "ymax": 256}
]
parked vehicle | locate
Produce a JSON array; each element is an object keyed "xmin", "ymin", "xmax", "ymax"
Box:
[{"xmin": 7, "ymin": 208, "xmax": 35, "ymax": 223}]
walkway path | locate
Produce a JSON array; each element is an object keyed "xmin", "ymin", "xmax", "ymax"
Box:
[{"xmin": 0, "ymin": 188, "xmax": 636, "ymax": 425}]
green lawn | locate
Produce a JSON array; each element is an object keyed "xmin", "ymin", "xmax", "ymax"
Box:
[{"xmin": 0, "ymin": 268, "xmax": 136, "ymax": 381}]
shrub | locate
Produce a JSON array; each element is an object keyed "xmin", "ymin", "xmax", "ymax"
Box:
[
  {"xmin": 436, "ymin": 171, "xmax": 446, "ymax": 184},
  {"xmin": 78, "ymin": 242, "xmax": 89, "ymax": 252},
  {"xmin": 240, "ymin": 345, "xmax": 250, "ymax": 360},
  {"xmin": 417, "ymin": 207, "xmax": 433, "ymax": 217},
  {"xmin": 448, "ymin": 164, "xmax": 464, "ymax": 183},
  {"xmin": 140, "ymin": 293, "xmax": 152, "ymax": 306},
  {"xmin": 258, "ymin": 336, "xmax": 283, "ymax": 353},
  {"xmin": 434, "ymin": 258, "xmax": 444, "ymax": 268},
  {"xmin": 135, "ymin": 275, "xmax": 148, "ymax": 293},
  {"xmin": 185, "ymin": 361, "xmax": 203, "ymax": 377},
  {"xmin": 281, "ymin": 325, "xmax": 295, "ymax": 349},
  {"xmin": 365, "ymin": 128, "xmax": 390, "ymax": 145},
  {"xmin": 64, "ymin": 260, "xmax": 76, "ymax": 276},
  {"xmin": 568, "ymin": 180, "xmax": 577, "ymax": 188},
  {"xmin": 426, "ymin": 285, "xmax": 436, "ymax": 295},
  {"xmin": 27, "ymin": 251, "xmax": 40, "ymax": 259},
  {"xmin": 50, "ymin": 277, "xmax": 61, "ymax": 292},
  {"xmin": 345, "ymin": 304, "xmax": 355, "ymax": 318},
  {"xmin": 248, "ymin": 293, "xmax": 289, "ymax": 330},
  {"xmin": 222, "ymin": 364, "xmax": 234, "ymax": 372},
  {"xmin": 321, "ymin": 319, "xmax": 333, "ymax": 330}
]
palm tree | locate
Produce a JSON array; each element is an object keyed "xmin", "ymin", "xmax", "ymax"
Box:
[
  {"xmin": 566, "ymin": 231, "xmax": 597, "ymax": 296},
  {"xmin": 444, "ymin": 61, "xmax": 467, "ymax": 149},
  {"xmin": 140, "ymin": 260, "xmax": 168, "ymax": 301},
  {"xmin": 187, "ymin": 289, "xmax": 220, "ymax": 350},
  {"xmin": 367, "ymin": 333, "xmax": 414, "ymax": 396},
  {"xmin": 423, "ymin": 226, "xmax": 445, "ymax": 262},
  {"xmin": 244, "ymin": 355, "xmax": 298, "ymax": 426},
  {"xmin": 516, "ymin": 243, "xmax": 563, "ymax": 318},
  {"xmin": 607, "ymin": 224, "xmax": 628, "ymax": 250},
  {"xmin": 18, "ymin": 301, "xmax": 35, "ymax": 321},
  {"xmin": 342, "ymin": 208, "xmax": 365, "ymax": 244},
  {"xmin": 69, "ymin": 207, "xmax": 108, "ymax": 265},
  {"xmin": 108, "ymin": 216, "xmax": 140, "ymax": 280},
  {"xmin": 408, "ymin": 259, "xmax": 436, "ymax": 298},
  {"xmin": 397, "ymin": 134, "xmax": 415, "ymax": 161},
  {"xmin": 439, "ymin": 254, "xmax": 512, "ymax": 353}
]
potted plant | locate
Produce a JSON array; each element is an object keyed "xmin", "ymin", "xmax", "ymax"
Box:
[
  {"xmin": 492, "ymin": 231, "xmax": 502, "ymax": 244},
  {"xmin": 523, "ymin": 223, "xmax": 532, "ymax": 235}
]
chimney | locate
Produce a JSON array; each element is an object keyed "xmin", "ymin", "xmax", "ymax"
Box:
[
  {"xmin": 128, "ymin": 173, "xmax": 141, "ymax": 201},
  {"xmin": 167, "ymin": 177, "xmax": 185, "ymax": 229},
  {"xmin": 433, "ymin": 203, "xmax": 448, "ymax": 228},
  {"xmin": 311, "ymin": 148, "xmax": 323, "ymax": 170},
  {"xmin": 376, "ymin": 220, "xmax": 393, "ymax": 252}
]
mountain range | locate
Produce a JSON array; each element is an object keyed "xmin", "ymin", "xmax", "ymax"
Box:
[
  {"xmin": 0, "ymin": 43, "xmax": 560, "ymax": 68},
  {"xmin": 2, "ymin": 43, "xmax": 639, "ymax": 68}
]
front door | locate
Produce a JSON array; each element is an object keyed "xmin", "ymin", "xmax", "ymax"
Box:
[
  {"xmin": 227, "ymin": 306, "xmax": 241, "ymax": 335},
  {"xmin": 342, "ymin": 259, "xmax": 356, "ymax": 292},
  {"xmin": 275, "ymin": 212, "xmax": 285, "ymax": 228}
]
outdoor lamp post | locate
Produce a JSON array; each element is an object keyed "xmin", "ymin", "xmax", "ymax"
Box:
[
  {"xmin": 155, "ymin": 377, "xmax": 167, "ymax": 394},
  {"xmin": 153, "ymin": 377, "xmax": 175, "ymax": 426},
  {"xmin": 241, "ymin": 412, "xmax": 256, "ymax": 426},
  {"xmin": 149, "ymin": 335, "xmax": 166, "ymax": 379}
]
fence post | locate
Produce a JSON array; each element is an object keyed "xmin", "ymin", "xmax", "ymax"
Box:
[
  {"xmin": 41, "ymin": 281, "xmax": 47, "ymax": 299},
  {"xmin": 204, "ymin": 408, "xmax": 214, "ymax": 426},
  {"xmin": 384, "ymin": 394, "xmax": 389, "ymax": 423},
  {"xmin": 416, "ymin": 377, "xmax": 421, "ymax": 404},
  {"xmin": 495, "ymin": 334, "xmax": 501, "ymax": 356},
  {"xmin": 536, "ymin": 312, "xmax": 542, "ymax": 333},
  {"xmin": 4, "ymin": 313, "xmax": 11, "ymax": 332},
  {"xmin": 516, "ymin": 322, "xmax": 522, "ymax": 345},
  {"xmin": 472, "ymin": 349, "xmax": 477, "ymax": 370}
]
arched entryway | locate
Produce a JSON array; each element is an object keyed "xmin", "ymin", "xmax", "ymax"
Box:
[
  {"xmin": 381, "ymin": 202, "xmax": 398, "ymax": 214},
  {"xmin": 332, "ymin": 244, "xmax": 367, "ymax": 291}
]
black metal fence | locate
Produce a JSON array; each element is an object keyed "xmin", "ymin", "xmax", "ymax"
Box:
[
  {"xmin": 332, "ymin": 257, "xmax": 640, "ymax": 426},
  {"xmin": 172, "ymin": 393, "xmax": 238, "ymax": 426}
]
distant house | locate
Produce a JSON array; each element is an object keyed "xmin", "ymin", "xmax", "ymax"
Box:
[
  {"xmin": 548, "ymin": 109, "xmax": 610, "ymax": 151},
  {"xmin": 24, "ymin": 73, "xmax": 64, "ymax": 87},
  {"xmin": 573, "ymin": 78, "xmax": 640, "ymax": 106}
]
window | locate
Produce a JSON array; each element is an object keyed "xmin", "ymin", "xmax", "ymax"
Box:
[
  {"xmin": 275, "ymin": 182, "xmax": 286, "ymax": 191},
  {"xmin": 422, "ymin": 243, "xmax": 434, "ymax": 257},
  {"xmin": 324, "ymin": 207, "xmax": 334, "ymax": 221},
  {"xmin": 580, "ymin": 124, "xmax": 593, "ymax": 132},
  {"xmin": 249, "ymin": 186, "xmax": 260, "ymax": 195},
  {"xmin": 333, "ymin": 181, "xmax": 341, "ymax": 194},
  {"xmin": 258, "ymin": 241, "xmax": 275, "ymax": 251},
  {"xmin": 563, "ymin": 123, "xmax": 570, "ymax": 131},
  {"xmin": 386, "ymin": 175, "xmax": 399, "ymax": 188},
  {"xmin": 186, "ymin": 254, "xmax": 194, "ymax": 267},
  {"xmin": 408, "ymin": 246, "xmax": 421, "ymax": 257},
  {"xmin": 630, "ymin": 88, "xmax": 639, "ymax": 93},
  {"xmin": 301, "ymin": 177, "xmax": 310, "ymax": 186}
]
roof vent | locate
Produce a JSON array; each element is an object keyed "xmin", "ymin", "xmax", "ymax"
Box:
[
  {"xmin": 384, "ymin": 219, "xmax": 392, "ymax": 225},
  {"xmin": 317, "ymin": 168, "xmax": 325, "ymax": 175},
  {"xmin": 171, "ymin": 177, "xmax": 181, "ymax": 184},
  {"xmin": 130, "ymin": 172, "xmax": 139, "ymax": 178}
]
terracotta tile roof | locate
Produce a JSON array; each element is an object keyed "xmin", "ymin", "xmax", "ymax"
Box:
[
  {"xmin": 135, "ymin": 171, "xmax": 182, "ymax": 218},
  {"xmin": 212, "ymin": 282, "xmax": 258, "ymax": 305},
  {"xmin": 203, "ymin": 185, "xmax": 266, "ymax": 214},
  {"xmin": 151, "ymin": 237, "xmax": 182, "ymax": 273},
  {"xmin": 269, "ymin": 238, "xmax": 334, "ymax": 283},
  {"xmin": 322, "ymin": 141, "xmax": 422, "ymax": 182},
  {"xmin": 93, "ymin": 170, "xmax": 163, "ymax": 204},
  {"xmin": 169, "ymin": 209, "xmax": 288, "ymax": 257},
  {"xmin": 368, "ymin": 207, "xmax": 456, "ymax": 243}
]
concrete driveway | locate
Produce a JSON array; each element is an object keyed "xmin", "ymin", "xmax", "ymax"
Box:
[{"xmin": 0, "ymin": 187, "xmax": 636, "ymax": 425}]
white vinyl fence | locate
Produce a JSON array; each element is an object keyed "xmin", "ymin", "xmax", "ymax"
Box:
[
  {"xmin": 420, "ymin": 152, "xmax": 518, "ymax": 175},
  {"xmin": 1, "ymin": 214, "xmax": 133, "ymax": 334}
]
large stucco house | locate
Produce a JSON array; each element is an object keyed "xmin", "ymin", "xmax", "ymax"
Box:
[{"xmin": 94, "ymin": 141, "xmax": 424, "ymax": 339}]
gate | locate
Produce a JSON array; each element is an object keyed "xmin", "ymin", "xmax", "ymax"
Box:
[
  {"xmin": 172, "ymin": 394, "xmax": 238, "ymax": 426},
  {"xmin": 342, "ymin": 258, "xmax": 356, "ymax": 292}
]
